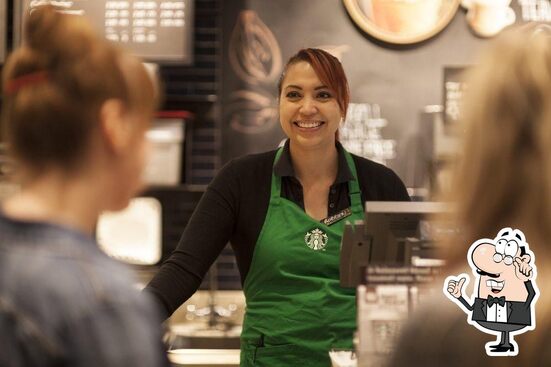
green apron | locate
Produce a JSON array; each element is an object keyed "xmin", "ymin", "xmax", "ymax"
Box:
[{"xmin": 240, "ymin": 147, "xmax": 364, "ymax": 366}]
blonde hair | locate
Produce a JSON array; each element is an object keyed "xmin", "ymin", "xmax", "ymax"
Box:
[
  {"xmin": 445, "ymin": 27, "xmax": 551, "ymax": 267},
  {"xmin": 1, "ymin": 5, "xmax": 157, "ymax": 172},
  {"xmin": 441, "ymin": 26, "xmax": 551, "ymax": 365}
]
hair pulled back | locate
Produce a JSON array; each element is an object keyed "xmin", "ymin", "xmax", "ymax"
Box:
[{"xmin": 1, "ymin": 5, "xmax": 156, "ymax": 171}]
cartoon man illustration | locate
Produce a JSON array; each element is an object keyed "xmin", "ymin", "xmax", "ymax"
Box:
[{"xmin": 444, "ymin": 228, "xmax": 539, "ymax": 356}]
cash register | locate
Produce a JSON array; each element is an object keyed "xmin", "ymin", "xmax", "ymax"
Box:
[{"xmin": 339, "ymin": 201, "xmax": 453, "ymax": 367}]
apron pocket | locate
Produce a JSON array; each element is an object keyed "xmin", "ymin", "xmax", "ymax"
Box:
[{"xmin": 253, "ymin": 343, "xmax": 300, "ymax": 366}]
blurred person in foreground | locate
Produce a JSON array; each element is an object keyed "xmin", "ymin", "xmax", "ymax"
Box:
[
  {"xmin": 386, "ymin": 26, "xmax": 551, "ymax": 367},
  {"xmin": 0, "ymin": 5, "xmax": 169, "ymax": 367}
]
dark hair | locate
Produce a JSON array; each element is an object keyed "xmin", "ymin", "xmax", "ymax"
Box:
[
  {"xmin": 1, "ymin": 5, "xmax": 157, "ymax": 172},
  {"xmin": 277, "ymin": 48, "xmax": 350, "ymax": 119}
]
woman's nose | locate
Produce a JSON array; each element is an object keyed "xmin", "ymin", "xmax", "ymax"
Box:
[{"xmin": 299, "ymin": 97, "xmax": 318, "ymax": 115}]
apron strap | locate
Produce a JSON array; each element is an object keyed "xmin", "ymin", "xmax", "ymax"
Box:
[
  {"xmin": 343, "ymin": 149, "xmax": 362, "ymax": 211},
  {"xmin": 271, "ymin": 148, "xmax": 284, "ymax": 199}
]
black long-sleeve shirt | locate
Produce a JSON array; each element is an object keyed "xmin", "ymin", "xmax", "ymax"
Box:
[{"xmin": 145, "ymin": 141, "xmax": 410, "ymax": 318}]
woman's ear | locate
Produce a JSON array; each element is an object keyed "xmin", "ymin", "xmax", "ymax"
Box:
[{"xmin": 99, "ymin": 99, "xmax": 130, "ymax": 153}]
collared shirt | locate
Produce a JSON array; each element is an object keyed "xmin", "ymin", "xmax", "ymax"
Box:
[
  {"xmin": 274, "ymin": 140, "xmax": 356, "ymax": 219},
  {"xmin": 146, "ymin": 140, "xmax": 410, "ymax": 318}
]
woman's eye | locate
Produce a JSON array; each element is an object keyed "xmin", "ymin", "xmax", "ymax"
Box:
[
  {"xmin": 317, "ymin": 91, "xmax": 332, "ymax": 99},
  {"xmin": 286, "ymin": 91, "xmax": 301, "ymax": 98}
]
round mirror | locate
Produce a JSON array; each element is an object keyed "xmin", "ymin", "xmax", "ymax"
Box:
[{"xmin": 344, "ymin": 0, "xmax": 460, "ymax": 45}]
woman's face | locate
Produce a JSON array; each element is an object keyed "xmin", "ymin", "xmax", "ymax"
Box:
[
  {"xmin": 110, "ymin": 110, "xmax": 151, "ymax": 211},
  {"xmin": 125, "ymin": 112, "xmax": 150, "ymax": 193},
  {"xmin": 279, "ymin": 61, "xmax": 342, "ymax": 150}
]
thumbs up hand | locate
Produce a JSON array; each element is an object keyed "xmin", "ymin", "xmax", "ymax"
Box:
[{"xmin": 447, "ymin": 276, "xmax": 467, "ymax": 299}]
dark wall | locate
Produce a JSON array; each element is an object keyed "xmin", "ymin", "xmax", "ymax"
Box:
[{"xmin": 221, "ymin": 0, "xmax": 488, "ymax": 185}]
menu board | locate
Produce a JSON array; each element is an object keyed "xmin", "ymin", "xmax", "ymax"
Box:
[
  {"xmin": 443, "ymin": 67, "xmax": 469, "ymax": 125},
  {"xmin": 0, "ymin": 0, "xmax": 6, "ymax": 63},
  {"xmin": 14, "ymin": 0, "xmax": 194, "ymax": 63}
]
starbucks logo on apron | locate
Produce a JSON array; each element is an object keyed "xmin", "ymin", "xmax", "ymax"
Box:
[{"xmin": 304, "ymin": 228, "xmax": 328, "ymax": 251}]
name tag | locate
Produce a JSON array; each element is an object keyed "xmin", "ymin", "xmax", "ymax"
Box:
[{"xmin": 322, "ymin": 208, "xmax": 352, "ymax": 226}]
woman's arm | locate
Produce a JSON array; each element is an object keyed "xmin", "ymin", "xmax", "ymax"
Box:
[{"xmin": 144, "ymin": 161, "xmax": 241, "ymax": 319}]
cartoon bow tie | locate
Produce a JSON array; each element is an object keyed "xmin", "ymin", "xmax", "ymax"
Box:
[{"xmin": 487, "ymin": 295, "xmax": 506, "ymax": 307}]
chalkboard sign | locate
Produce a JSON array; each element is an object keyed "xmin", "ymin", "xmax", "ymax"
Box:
[
  {"xmin": 443, "ymin": 67, "xmax": 469, "ymax": 125},
  {"xmin": 0, "ymin": 0, "xmax": 6, "ymax": 63},
  {"xmin": 13, "ymin": 0, "xmax": 194, "ymax": 63}
]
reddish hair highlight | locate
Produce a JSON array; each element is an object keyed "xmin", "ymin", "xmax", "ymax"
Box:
[{"xmin": 278, "ymin": 48, "xmax": 350, "ymax": 120}]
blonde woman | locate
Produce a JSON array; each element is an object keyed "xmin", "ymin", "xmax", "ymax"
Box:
[{"xmin": 388, "ymin": 26, "xmax": 551, "ymax": 366}]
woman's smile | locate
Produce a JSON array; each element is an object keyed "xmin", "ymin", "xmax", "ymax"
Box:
[{"xmin": 293, "ymin": 120, "xmax": 326, "ymax": 131}]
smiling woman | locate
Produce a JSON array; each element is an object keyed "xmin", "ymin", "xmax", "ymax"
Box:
[
  {"xmin": 145, "ymin": 47, "xmax": 409, "ymax": 367},
  {"xmin": 276, "ymin": 49, "xmax": 350, "ymax": 221}
]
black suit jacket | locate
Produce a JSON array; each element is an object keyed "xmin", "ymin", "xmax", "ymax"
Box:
[{"xmin": 458, "ymin": 281, "xmax": 535, "ymax": 326}]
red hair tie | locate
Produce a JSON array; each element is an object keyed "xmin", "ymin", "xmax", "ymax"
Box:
[{"xmin": 4, "ymin": 71, "xmax": 49, "ymax": 95}]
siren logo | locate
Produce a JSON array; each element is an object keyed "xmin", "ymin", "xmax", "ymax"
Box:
[
  {"xmin": 444, "ymin": 228, "xmax": 539, "ymax": 356},
  {"xmin": 304, "ymin": 228, "xmax": 328, "ymax": 251}
]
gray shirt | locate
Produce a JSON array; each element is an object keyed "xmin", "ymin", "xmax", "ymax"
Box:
[{"xmin": 0, "ymin": 213, "xmax": 169, "ymax": 367}]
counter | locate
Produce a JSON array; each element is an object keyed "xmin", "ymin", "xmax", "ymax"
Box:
[{"xmin": 168, "ymin": 349, "xmax": 240, "ymax": 367}]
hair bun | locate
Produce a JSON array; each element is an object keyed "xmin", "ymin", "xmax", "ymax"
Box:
[{"xmin": 24, "ymin": 5, "xmax": 96, "ymax": 64}]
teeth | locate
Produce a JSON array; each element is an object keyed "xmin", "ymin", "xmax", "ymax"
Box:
[
  {"xmin": 296, "ymin": 121, "xmax": 323, "ymax": 128},
  {"xmin": 486, "ymin": 280, "xmax": 504, "ymax": 290}
]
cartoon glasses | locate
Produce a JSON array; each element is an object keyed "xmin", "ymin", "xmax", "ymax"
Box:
[
  {"xmin": 493, "ymin": 239, "xmax": 518, "ymax": 265},
  {"xmin": 493, "ymin": 252, "xmax": 514, "ymax": 265}
]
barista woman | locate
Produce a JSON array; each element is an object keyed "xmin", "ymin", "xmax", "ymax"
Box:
[{"xmin": 146, "ymin": 48, "xmax": 409, "ymax": 366}]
